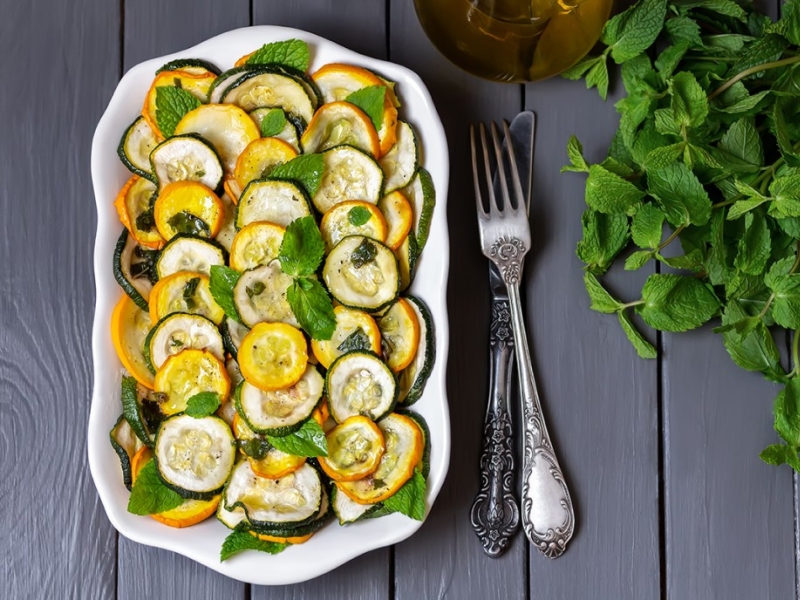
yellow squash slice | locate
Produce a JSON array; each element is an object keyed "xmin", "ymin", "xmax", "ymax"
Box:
[
  {"xmin": 233, "ymin": 137, "xmax": 298, "ymax": 190},
  {"xmin": 378, "ymin": 298, "xmax": 420, "ymax": 372},
  {"xmin": 378, "ymin": 191, "xmax": 413, "ymax": 250},
  {"xmin": 320, "ymin": 201, "xmax": 387, "ymax": 251},
  {"xmin": 114, "ymin": 176, "xmax": 164, "ymax": 249},
  {"xmin": 238, "ymin": 322, "xmax": 308, "ymax": 391},
  {"xmin": 229, "ymin": 221, "xmax": 285, "ymax": 272},
  {"xmin": 310, "ymin": 305, "xmax": 381, "ymax": 368},
  {"xmin": 153, "ymin": 181, "xmax": 224, "ymax": 241},
  {"xmin": 153, "ymin": 348, "xmax": 230, "ymax": 415},
  {"xmin": 300, "ymin": 101, "xmax": 380, "ymax": 157},
  {"xmin": 319, "ymin": 416, "xmax": 385, "ymax": 482},
  {"xmin": 148, "ymin": 271, "xmax": 225, "ymax": 325},
  {"xmin": 142, "ymin": 70, "xmax": 217, "ymax": 139},
  {"xmin": 111, "ymin": 294, "xmax": 155, "ymax": 388}
]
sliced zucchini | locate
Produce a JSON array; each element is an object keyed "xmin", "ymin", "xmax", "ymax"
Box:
[
  {"xmin": 380, "ymin": 121, "xmax": 419, "ymax": 193},
  {"xmin": 229, "ymin": 221, "xmax": 285, "ymax": 272},
  {"xmin": 336, "ymin": 412, "xmax": 423, "ymax": 504},
  {"xmin": 217, "ymin": 493, "xmax": 249, "ymax": 529},
  {"xmin": 222, "ymin": 67, "xmax": 315, "ymax": 123},
  {"xmin": 149, "ymin": 271, "xmax": 225, "ymax": 325},
  {"xmin": 114, "ymin": 176, "xmax": 163, "ymax": 249},
  {"xmin": 110, "ymin": 415, "xmax": 139, "ymax": 490},
  {"xmin": 247, "ymin": 486, "xmax": 332, "ymax": 537},
  {"xmin": 235, "ymin": 365, "xmax": 324, "ymax": 435},
  {"xmin": 120, "ymin": 375, "xmax": 155, "ymax": 446},
  {"xmin": 313, "ymin": 145, "xmax": 384, "ymax": 213},
  {"xmin": 156, "ymin": 58, "xmax": 221, "ymax": 76},
  {"xmin": 233, "ymin": 261, "xmax": 298, "ymax": 328},
  {"xmin": 403, "ymin": 167, "xmax": 436, "ymax": 252},
  {"xmin": 174, "ymin": 104, "xmax": 261, "ymax": 173},
  {"xmin": 323, "ymin": 236, "xmax": 399, "ymax": 312},
  {"xmin": 250, "ymin": 107, "xmax": 302, "ymax": 151},
  {"xmin": 113, "ymin": 229, "xmax": 157, "ymax": 310},
  {"xmin": 226, "ymin": 355, "xmax": 244, "ymax": 388},
  {"xmin": 234, "ymin": 137, "xmax": 297, "ymax": 190},
  {"xmin": 145, "ymin": 312, "xmax": 225, "ymax": 372},
  {"xmin": 221, "ymin": 318, "xmax": 249, "ymax": 359},
  {"xmin": 301, "ymin": 101, "xmax": 380, "ymax": 157},
  {"xmin": 325, "ymin": 351, "xmax": 397, "ymax": 423},
  {"xmin": 155, "ymin": 414, "xmax": 236, "ymax": 499},
  {"xmin": 155, "ymin": 234, "xmax": 227, "ymax": 279},
  {"xmin": 238, "ymin": 322, "xmax": 308, "ymax": 392},
  {"xmin": 395, "ymin": 230, "xmax": 419, "ymax": 292},
  {"xmin": 208, "ymin": 67, "xmax": 253, "ymax": 104},
  {"xmin": 378, "ymin": 298, "xmax": 420, "ymax": 373},
  {"xmin": 320, "ymin": 200, "xmax": 387, "ymax": 251},
  {"xmin": 331, "ymin": 485, "xmax": 383, "ymax": 525},
  {"xmin": 378, "ymin": 191, "xmax": 413, "ymax": 250},
  {"xmin": 218, "ymin": 398, "xmax": 238, "ymax": 429},
  {"xmin": 235, "ymin": 179, "xmax": 312, "ymax": 229},
  {"xmin": 400, "ymin": 409, "xmax": 431, "ymax": 478},
  {"xmin": 224, "ymin": 460, "xmax": 323, "ymax": 527},
  {"xmin": 215, "ymin": 194, "xmax": 237, "ymax": 252},
  {"xmin": 319, "ymin": 416, "xmax": 385, "ymax": 481},
  {"xmin": 153, "ymin": 181, "xmax": 225, "ymax": 242},
  {"xmin": 150, "ymin": 134, "xmax": 224, "ymax": 192},
  {"xmin": 118, "ymin": 116, "xmax": 158, "ymax": 180},
  {"xmin": 398, "ymin": 296, "xmax": 435, "ymax": 406},
  {"xmin": 153, "ymin": 348, "xmax": 230, "ymax": 415},
  {"xmin": 112, "ymin": 296, "xmax": 155, "ymax": 388},
  {"xmin": 310, "ymin": 305, "xmax": 382, "ymax": 369},
  {"xmin": 232, "ymin": 411, "xmax": 306, "ymax": 478}
]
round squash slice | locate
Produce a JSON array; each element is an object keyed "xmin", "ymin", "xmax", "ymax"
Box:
[
  {"xmin": 153, "ymin": 349, "xmax": 230, "ymax": 415},
  {"xmin": 153, "ymin": 181, "xmax": 224, "ymax": 241},
  {"xmin": 114, "ymin": 176, "xmax": 164, "ymax": 249},
  {"xmin": 221, "ymin": 68, "xmax": 316, "ymax": 123},
  {"xmin": 150, "ymin": 134, "xmax": 224, "ymax": 192},
  {"xmin": 325, "ymin": 351, "xmax": 396, "ymax": 422},
  {"xmin": 215, "ymin": 193, "xmax": 237, "ymax": 251},
  {"xmin": 313, "ymin": 146, "xmax": 384, "ymax": 214},
  {"xmin": 320, "ymin": 201, "xmax": 387, "ymax": 251},
  {"xmin": 249, "ymin": 107, "xmax": 302, "ymax": 152},
  {"xmin": 233, "ymin": 261, "xmax": 298, "ymax": 328},
  {"xmin": 234, "ymin": 137, "xmax": 298, "ymax": 190},
  {"xmin": 145, "ymin": 312, "xmax": 225, "ymax": 372},
  {"xmin": 238, "ymin": 322, "xmax": 308, "ymax": 391},
  {"xmin": 377, "ymin": 191, "xmax": 413, "ymax": 250},
  {"xmin": 323, "ymin": 236, "xmax": 399, "ymax": 312},
  {"xmin": 233, "ymin": 413, "xmax": 306, "ymax": 479},
  {"xmin": 377, "ymin": 298, "xmax": 420, "ymax": 373},
  {"xmin": 300, "ymin": 101, "xmax": 380, "ymax": 157},
  {"xmin": 235, "ymin": 179, "xmax": 313, "ymax": 229},
  {"xmin": 319, "ymin": 415, "xmax": 385, "ymax": 482},
  {"xmin": 229, "ymin": 221, "xmax": 285, "ymax": 272},
  {"xmin": 111, "ymin": 294, "xmax": 155, "ymax": 388},
  {"xmin": 155, "ymin": 235, "xmax": 227, "ymax": 279},
  {"xmin": 148, "ymin": 271, "xmax": 225, "ymax": 325},
  {"xmin": 310, "ymin": 305, "xmax": 381, "ymax": 368},
  {"xmin": 142, "ymin": 69, "xmax": 217, "ymax": 138}
]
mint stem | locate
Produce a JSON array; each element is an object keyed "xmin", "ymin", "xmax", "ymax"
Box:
[
  {"xmin": 621, "ymin": 300, "xmax": 645, "ymax": 310},
  {"xmin": 709, "ymin": 55, "xmax": 800, "ymax": 101},
  {"xmin": 793, "ymin": 331, "xmax": 800, "ymax": 376}
]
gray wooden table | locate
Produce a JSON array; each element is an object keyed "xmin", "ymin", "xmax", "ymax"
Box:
[{"xmin": 1, "ymin": 0, "xmax": 797, "ymax": 598}]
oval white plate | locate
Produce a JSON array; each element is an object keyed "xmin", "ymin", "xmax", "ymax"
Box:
[{"xmin": 88, "ymin": 26, "xmax": 450, "ymax": 586}]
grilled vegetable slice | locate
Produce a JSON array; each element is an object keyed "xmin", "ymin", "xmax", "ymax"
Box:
[
  {"xmin": 111, "ymin": 295, "xmax": 155, "ymax": 388},
  {"xmin": 378, "ymin": 191, "xmax": 413, "ymax": 250},
  {"xmin": 236, "ymin": 179, "xmax": 312, "ymax": 229},
  {"xmin": 320, "ymin": 201, "xmax": 387, "ymax": 251},
  {"xmin": 118, "ymin": 116, "xmax": 158, "ymax": 180},
  {"xmin": 156, "ymin": 58, "xmax": 221, "ymax": 76},
  {"xmin": 224, "ymin": 461, "xmax": 323, "ymax": 528},
  {"xmin": 326, "ymin": 351, "xmax": 397, "ymax": 422},
  {"xmin": 150, "ymin": 134, "xmax": 224, "ymax": 192},
  {"xmin": 149, "ymin": 271, "xmax": 225, "ymax": 324},
  {"xmin": 110, "ymin": 416, "xmax": 140, "ymax": 490},
  {"xmin": 114, "ymin": 176, "xmax": 163, "ymax": 249},
  {"xmin": 113, "ymin": 229, "xmax": 158, "ymax": 310},
  {"xmin": 236, "ymin": 365, "xmax": 323, "ymax": 436},
  {"xmin": 154, "ymin": 181, "xmax": 224, "ymax": 242},
  {"xmin": 234, "ymin": 137, "xmax": 298, "ymax": 190},
  {"xmin": 331, "ymin": 485, "xmax": 383, "ymax": 524},
  {"xmin": 143, "ymin": 69, "xmax": 217, "ymax": 138},
  {"xmin": 174, "ymin": 104, "xmax": 260, "ymax": 173},
  {"xmin": 395, "ymin": 230, "xmax": 418, "ymax": 292},
  {"xmin": 238, "ymin": 322, "xmax": 308, "ymax": 391},
  {"xmin": 398, "ymin": 296, "xmax": 435, "ymax": 405},
  {"xmin": 233, "ymin": 414, "xmax": 306, "ymax": 478},
  {"xmin": 400, "ymin": 409, "xmax": 431, "ymax": 478},
  {"xmin": 155, "ymin": 414, "xmax": 236, "ymax": 499},
  {"xmin": 301, "ymin": 102, "xmax": 380, "ymax": 157},
  {"xmin": 217, "ymin": 494, "xmax": 249, "ymax": 529},
  {"xmin": 229, "ymin": 221, "xmax": 285, "ymax": 271},
  {"xmin": 403, "ymin": 167, "xmax": 436, "ymax": 252},
  {"xmin": 246, "ymin": 486, "xmax": 331, "ymax": 537},
  {"xmin": 378, "ymin": 298, "xmax": 420, "ymax": 373},
  {"xmin": 153, "ymin": 349, "xmax": 230, "ymax": 415},
  {"xmin": 145, "ymin": 313, "xmax": 225, "ymax": 372},
  {"xmin": 233, "ymin": 261, "xmax": 298, "ymax": 328},
  {"xmin": 221, "ymin": 318, "xmax": 249, "ymax": 359},
  {"xmin": 323, "ymin": 236, "xmax": 399, "ymax": 312},
  {"xmin": 250, "ymin": 107, "xmax": 302, "ymax": 151},
  {"xmin": 222, "ymin": 68, "xmax": 316, "ymax": 123},
  {"xmin": 319, "ymin": 416, "xmax": 385, "ymax": 481},
  {"xmin": 337, "ymin": 412, "xmax": 423, "ymax": 504},
  {"xmin": 208, "ymin": 67, "xmax": 252, "ymax": 104},
  {"xmin": 379, "ymin": 121, "xmax": 419, "ymax": 193},
  {"xmin": 215, "ymin": 194, "xmax": 237, "ymax": 252},
  {"xmin": 312, "ymin": 145, "xmax": 384, "ymax": 213},
  {"xmin": 155, "ymin": 235, "xmax": 227, "ymax": 279},
  {"xmin": 310, "ymin": 305, "xmax": 381, "ymax": 368}
]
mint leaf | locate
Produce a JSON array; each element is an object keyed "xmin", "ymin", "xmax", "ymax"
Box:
[
  {"xmin": 671, "ymin": 71, "xmax": 708, "ymax": 128},
  {"xmin": 382, "ymin": 469, "xmax": 426, "ymax": 521},
  {"xmin": 665, "ymin": 16, "xmax": 702, "ymax": 47},
  {"xmin": 209, "ymin": 265, "xmax": 243, "ymax": 323},
  {"xmin": 583, "ymin": 273, "xmax": 623, "ymax": 314},
  {"xmin": 337, "ymin": 328, "xmax": 372, "ymax": 352},
  {"xmin": 278, "ymin": 216, "xmax": 325, "ymax": 277},
  {"xmin": 270, "ymin": 153, "xmax": 325, "ymax": 197},
  {"xmin": 167, "ymin": 211, "xmax": 210, "ymax": 237},
  {"xmin": 719, "ymin": 118, "xmax": 763, "ymax": 169},
  {"xmin": 729, "ymin": 33, "xmax": 788, "ymax": 79},
  {"xmin": 127, "ymin": 459, "xmax": 184, "ymax": 515},
  {"xmin": 774, "ymin": 379, "xmax": 800, "ymax": 446},
  {"xmin": 155, "ymin": 86, "xmax": 201, "ymax": 138},
  {"xmin": 576, "ymin": 210, "xmax": 629, "ymax": 275},
  {"xmin": 631, "ymin": 203, "xmax": 665, "ymax": 249},
  {"xmin": 625, "ymin": 250, "xmax": 653, "ymax": 270},
  {"xmin": 121, "ymin": 376, "xmax": 153, "ymax": 448},
  {"xmin": 585, "ymin": 164, "xmax": 645, "ymax": 214},
  {"xmin": 734, "ymin": 212, "xmax": 771, "ymax": 275},
  {"xmin": 585, "ymin": 59, "xmax": 610, "ymax": 101},
  {"xmin": 260, "ymin": 108, "xmax": 287, "ymax": 138},
  {"xmin": 561, "ymin": 55, "xmax": 600, "ymax": 81},
  {"xmin": 716, "ymin": 90, "xmax": 769, "ymax": 114},
  {"xmin": 759, "ymin": 444, "xmax": 800, "ymax": 471},
  {"xmin": 348, "ymin": 206, "xmax": 372, "ymax": 227},
  {"xmin": 728, "ymin": 197, "xmax": 769, "ymax": 221},
  {"xmin": 287, "ymin": 277, "xmax": 336, "ymax": 340},
  {"xmin": 636, "ymin": 273, "xmax": 720, "ymax": 332},
  {"xmin": 562, "ymin": 135, "xmax": 590, "ymax": 173},
  {"xmin": 346, "ymin": 86, "xmax": 386, "ymax": 131},
  {"xmin": 267, "ymin": 418, "xmax": 327, "ymax": 457},
  {"xmin": 643, "ymin": 143, "xmax": 684, "ymax": 170},
  {"xmin": 220, "ymin": 528, "xmax": 288, "ymax": 561},
  {"xmin": 618, "ymin": 310, "xmax": 657, "ymax": 359},
  {"xmin": 767, "ymin": 274, "xmax": 800, "ymax": 329},
  {"xmin": 351, "ymin": 238, "xmax": 378, "ymax": 268},
  {"xmin": 245, "ymin": 39, "xmax": 310, "ymax": 71},
  {"xmin": 185, "ymin": 392, "xmax": 221, "ymax": 418},
  {"xmin": 602, "ymin": 0, "xmax": 668, "ymax": 64},
  {"xmin": 769, "ymin": 175, "xmax": 800, "ymax": 218},
  {"xmin": 647, "ymin": 162, "xmax": 711, "ymax": 227},
  {"xmin": 721, "ymin": 301, "xmax": 786, "ymax": 383}
]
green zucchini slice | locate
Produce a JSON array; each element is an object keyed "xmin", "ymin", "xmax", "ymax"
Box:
[
  {"xmin": 156, "ymin": 58, "xmax": 221, "ymax": 76},
  {"xmin": 121, "ymin": 375, "xmax": 154, "ymax": 447},
  {"xmin": 312, "ymin": 145, "xmax": 384, "ymax": 213},
  {"xmin": 398, "ymin": 296, "xmax": 435, "ymax": 406},
  {"xmin": 233, "ymin": 261, "xmax": 298, "ymax": 328},
  {"xmin": 221, "ymin": 318, "xmax": 249, "ymax": 359},
  {"xmin": 235, "ymin": 365, "xmax": 324, "ymax": 436},
  {"xmin": 215, "ymin": 194, "xmax": 237, "ymax": 252},
  {"xmin": 248, "ymin": 487, "xmax": 332, "ymax": 537},
  {"xmin": 395, "ymin": 230, "xmax": 419, "ymax": 292},
  {"xmin": 235, "ymin": 179, "xmax": 313, "ymax": 229},
  {"xmin": 150, "ymin": 134, "xmax": 224, "ymax": 192},
  {"xmin": 208, "ymin": 66, "xmax": 252, "ymax": 104},
  {"xmin": 117, "ymin": 116, "xmax": 158, "ymax": 180},
  {"xmin": 331, "ymin": 485, "xmax": 383, "ymax": 524},
  {"xmin": 217, "ymin": 500, "xmax": 248, "ymax": 530},
  {"xmin": 325, "ymin": 351, "xmax": 397, "ymax": 423},
  {"xmin": 113, "ymin": 229, "xmax": 158, "ymax": 310},
  {"xmin": 145, "ymin": 312, "xmax": 225, "ymax": 372},
  {"xmin": 110, "ymin": 415, "xmax": 140, "ymax": 490},
  {"xmin": 379, "ymin": 120, "xmax": 419, "ymax": 193},
  {"xmin": 402, "ymin": 167, "xmax": 436, "ymax": 252},
  {"xmin": 155, "ymin": 234, "xmax": 227, "ymax": 279},
  {"xmin": 222, "ymin": 68, "xmax": 315, "ymax": 123},
  {"xmin": 155, "ymin": 414, "xmax": 236, "ymax": 500},
  {"xmin": 323, "ymin": 236, "xmax": 399, "ymax": 312},
  {"xmin": 249, "ymin": 107, "xmax": 302, "ymax": 151}
]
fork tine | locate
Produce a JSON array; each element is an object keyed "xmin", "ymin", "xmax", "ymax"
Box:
[
  {"xmin": 503, "ymin": 120, "xmax": 527, "ymax": 215},
  {"xmin": 479, "ymin": 123, "xmax": 499, "ymax": 216},
  {"xmin": 490, "ymin": 121, "xmax": 512, "ymax": 213},
  {"xmin": 470, "ymin": 125, "xmax": 487, "ymax": 218}
]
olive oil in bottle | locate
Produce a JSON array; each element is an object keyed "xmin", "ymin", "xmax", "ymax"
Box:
[{"xmin": 414, "ymin": 0, "xmax": 613, "ymax": 82}]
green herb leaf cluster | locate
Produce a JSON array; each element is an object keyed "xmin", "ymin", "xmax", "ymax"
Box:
[
  {"xmin": 564, "ymin": 0, "xmax": 800, "ymax": 470},
  {"xmin": 185, "ymin": 392, "xmax": 221, "ymax": 418},
  {"xmin": 155, "ymin": 86, "xmax": 201, "ymax": 137},
  {"xmin": 127, "ymin": 459, "xmax": 184, "ymax": 515},
  {"xmin": 245, "ymin": 39, "xmax": 310, "ymax": 72},
  {"xmin": 381, "ymin": 469, "xmax": 427, "ymax": 521},
  {"xmin": 220, "ymin": 526, "xmax": 289, "ymax": 561}
]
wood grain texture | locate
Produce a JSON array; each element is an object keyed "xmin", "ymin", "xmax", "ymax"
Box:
[
  {"xmin": 0, "ymin": 0, "xmax": 119, "ymax": 598},
  {"xmin": 388, "ymin": 3, "xmax": 529, "ymax": 599},
  {"xmin": 250, "ymin": 1, "xmax": 390, "ymax": 597}
]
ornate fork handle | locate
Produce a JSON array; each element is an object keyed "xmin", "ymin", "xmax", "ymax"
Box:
[{"xmin": 470, "ymin": 299, "xmax": 520, "ymax": 556}]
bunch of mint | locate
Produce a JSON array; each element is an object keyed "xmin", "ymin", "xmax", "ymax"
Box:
[{"xmin": 563, "ymin": 0, "xmax": 800, "ymax": 471}]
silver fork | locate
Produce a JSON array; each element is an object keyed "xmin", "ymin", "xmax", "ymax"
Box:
[{"xmin": 470, "ymin": 120, "xmax": 575, "ymax": 559}]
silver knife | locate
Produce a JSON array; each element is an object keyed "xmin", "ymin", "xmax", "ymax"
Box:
[{"xmin": 470, "ymin": 112, "xmax": 534, "ymax": 557}]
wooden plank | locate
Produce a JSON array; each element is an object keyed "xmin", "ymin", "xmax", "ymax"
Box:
[
  {"xmin": 522, "ymin": 78, "xmax": 661, "ymax": 597},
  {"xmin": 387, "ymin": 4, "xmax": 529, "ymax": 600},
  {"xmin": 0, "ymin": 0, "xmax": 119, "ymax": 597},
  {"xmin": 117, "ymin": 1, "xmax": 249, "ymax": 598},
  {"xmin": 249, "ymin": 1, "xmax": 390, "ymax": 597}
]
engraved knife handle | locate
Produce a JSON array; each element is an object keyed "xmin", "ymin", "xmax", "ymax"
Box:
[
  {"xmin": 470, "ymin": 300, "xmax": 520, "ymax": 557},
  {"xmin": 507, "ymin": 284, "xmax": 575, "ymax": 558}
]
